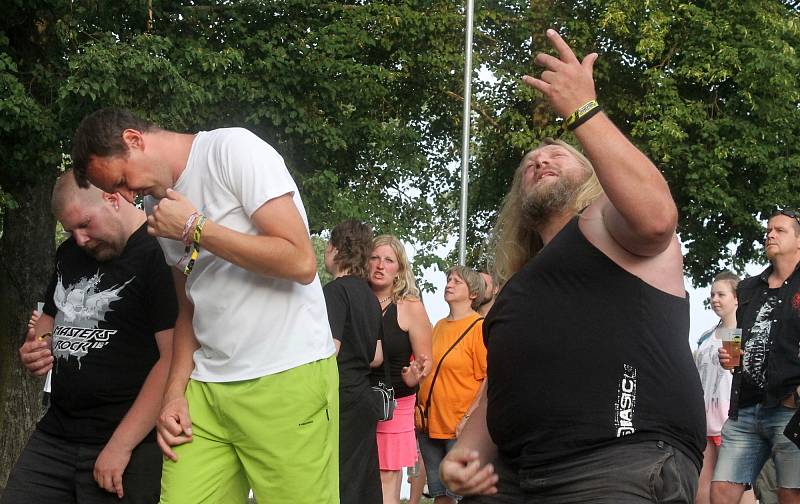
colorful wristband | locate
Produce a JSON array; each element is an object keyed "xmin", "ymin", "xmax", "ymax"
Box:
[
  {"xmin": 193, "ymin": 215, "xmax": 208, "ymax": 247},
  {"xmin": 181, "ymin": 212, "xmax": 200, "ymax": 245},
  {"xmin": 183, "ymin": 215, "xmax": 208, "ymax": 276},
  {"xmin": 562, "ymin": 100, "xmax": 601, "ymax": 132}
]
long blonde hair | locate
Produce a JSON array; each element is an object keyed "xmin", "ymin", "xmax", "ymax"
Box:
[
  {"xmin": 372, "ymin": 234, "xmax": 420, "ymax": 301},
  {"xmin": 489, "ymin": 139, "xmax": 603, "ymax": 287}
]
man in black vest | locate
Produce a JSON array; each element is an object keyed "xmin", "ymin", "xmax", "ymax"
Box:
[
  {"xmin": 713, "ymin": 210, "xmax": 800, "ymax": 504},
  {"xmin": 439, "ymin": 29, "xmax": 705, "ymax": 503},
  {"xmin": 3, "ymin": 171, "xmax": 176, "ymax": 504}
]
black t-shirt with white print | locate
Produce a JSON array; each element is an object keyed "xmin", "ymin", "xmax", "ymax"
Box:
[
  {"xmin": 739, "ymin": 288, "xmax": 780, "ymax": 408},
  {"xmin": 38, "ymin": 224, "xmax": 177, "ymax": 445}
]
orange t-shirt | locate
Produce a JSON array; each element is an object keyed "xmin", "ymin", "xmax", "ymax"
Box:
[{"xmin": 418, "ymin": 313, "xmax": 487, "ymax": 439}]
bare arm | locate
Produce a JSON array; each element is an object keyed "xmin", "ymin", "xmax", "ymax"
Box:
[
  {"xmin": 523, "ymin": 29, "xmax": 677, "ymax": 256},
  {"xmin": 93, "ymin": 328, "xmax": 173, "ymax": 498},
  {"xmin": 148, "ymin": 190, "xmax": 317, "ymax": 284},
  {"xmin": 400, "ymin": 299, "xmax": 433, "ymax": 387},
  {"xmin": 579, "ymin": 119, "xmax": 677, "ymax": 256},
  {"xmin": 156, "ymin": 269, "xmax": 200, "ymax": 461},
  {"xmin": 162, "ymin": 270, "xmax": 198, "ymax": 403}
]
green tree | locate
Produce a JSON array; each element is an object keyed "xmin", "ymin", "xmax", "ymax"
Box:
[
  {"xmin": 464, "ymin": 0, "xmax": 800, "ymax": 282},
  {"xmin": 3, "ymin": 0, "xmax": 800, "ymax": 490},
  {"xmin": 0, "ymin": 0, "xmax": 467, "ymax": 486}
]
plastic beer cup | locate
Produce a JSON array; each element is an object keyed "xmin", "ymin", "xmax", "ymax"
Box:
[{"xmin": 718, "ymin": 328, "xmax": 743, "ymax": 367}]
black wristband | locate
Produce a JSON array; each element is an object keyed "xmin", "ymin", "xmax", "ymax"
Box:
[{"xmin": 567, "ymin": 104, "xmax": 602, "ymax": 131}]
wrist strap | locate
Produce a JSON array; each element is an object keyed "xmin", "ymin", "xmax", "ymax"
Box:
[
  {"xmin": 562, "ymin": 99, "xmax": 601, "ymax": 132},
  {"xmin": 183, "ymin": 215, "xmax": 208, "ymax": 276}
]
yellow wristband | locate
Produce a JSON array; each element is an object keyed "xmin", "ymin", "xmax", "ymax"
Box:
[
  {"xmin": 183, "ymin": 215, "xmax": 208, "ymax": 276},
  {"xmin": 562, "ymin": 100, "xmax": 601, "ymax": 132},
  {"xmin": 193, "ymin": 215, "xmax": 208, "ymax": 247}
]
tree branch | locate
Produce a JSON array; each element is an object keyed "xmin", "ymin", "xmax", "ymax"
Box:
[{"xmin": 445, "ymin": 91, "xmax": 500, "ymax": 128}]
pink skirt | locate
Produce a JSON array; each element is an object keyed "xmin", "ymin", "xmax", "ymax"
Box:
[{"xmin": 376, "ymin": 394, "xmax": 418, "ymax": 470}]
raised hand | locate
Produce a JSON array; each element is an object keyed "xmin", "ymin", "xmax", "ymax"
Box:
[
  {"xmin": 522, "ymin": 29, "xmax": 599, "ymax": 119},
  {"xmin": 401, "ymin": 355, "xmax": 431, "ymax": 387}
]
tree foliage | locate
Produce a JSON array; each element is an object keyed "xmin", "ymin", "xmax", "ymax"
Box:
[
  {"xmin": 465, "ymin": 0, "xmax": 800, "ymax": 283},
  {"xmin": 1, "ymin": 0, "xmax": 468, "ymax": 486},
  {"xmin": 1, "ymin": 0, "xmax": 799, "ymax": 488}
]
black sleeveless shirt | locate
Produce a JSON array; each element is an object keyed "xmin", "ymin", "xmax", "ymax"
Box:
[
  {"xmin": 485, "ymin": 218, "xmax": 705, "ymax": 471},
  {"xmin": 370, "ymin": 302, "xmax": 416, "ymax": 398}
]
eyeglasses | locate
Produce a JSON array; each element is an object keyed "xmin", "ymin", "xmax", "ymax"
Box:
[{"xmin": 778, "ymin": 209, "xmax": 800, "ymax": 226}]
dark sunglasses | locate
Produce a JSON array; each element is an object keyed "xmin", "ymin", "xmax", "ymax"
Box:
[{"xmin": 778, "ymin": 209, "xmax": 800, "ymax": 226}]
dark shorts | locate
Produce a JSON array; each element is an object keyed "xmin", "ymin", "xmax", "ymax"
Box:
[
  {"xmin": 1, "ymin": 430, "xmax": 162, "ymax": 504},
  {"xmin": 462, "ymin": 440, "xmax": 698, "ymax": 504}
]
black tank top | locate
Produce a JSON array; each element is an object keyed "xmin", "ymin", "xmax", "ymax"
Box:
[
  {"xmin": 485, "ymin": 218, "xmax": 705, "ymax": 471},
  {"xmin": 370, "ymin": 302, "xmax": 416, "ymax": 398}
]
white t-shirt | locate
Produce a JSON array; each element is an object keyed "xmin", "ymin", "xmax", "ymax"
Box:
[
  {"xmin": 694, "ymin": 325, "xmax": 733, "ymax": 436},
  {"xmin": 148, "ymin": 128, "xmax": 335, "ymax": 382}
]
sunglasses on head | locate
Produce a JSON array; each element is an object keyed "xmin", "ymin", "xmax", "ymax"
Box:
[{"xmin": 778, "ymin": 209, "xmax": 800, "ymax": 226}]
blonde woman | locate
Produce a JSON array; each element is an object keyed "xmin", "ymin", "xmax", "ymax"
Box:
[
  {"xmin": 368, "ymin": 235, "xmax": 433, "ymax": 504},
  {"xmin": 694, "ymin": 272, "xmax": 755, "ymax": 504}
]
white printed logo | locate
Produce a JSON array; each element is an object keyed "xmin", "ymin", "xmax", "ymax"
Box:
[
  {"xmin": 52, "ymin": 271, "xmax": 134, "ymax": 367},
  {"xmin": 614, "ymin": 364, "xmax": 638, "ymax": 437}
]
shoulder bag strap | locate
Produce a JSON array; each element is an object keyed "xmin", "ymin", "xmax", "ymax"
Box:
[{"xmin": 423, "ymin": 316, "xmax": 484, "ymax": 414}]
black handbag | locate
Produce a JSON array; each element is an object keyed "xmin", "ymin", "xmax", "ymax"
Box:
[{"xmin": 372, "ymin": 323, "xmax": 396, "ymax": 422}]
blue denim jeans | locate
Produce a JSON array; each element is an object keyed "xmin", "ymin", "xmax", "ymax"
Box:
[
  {"xmin": 418, "ymin": 433, "xmax": 460, "ymax": 499},
  {"xmin": 461, "ymin": 440, "xmax": 698, "ymax": 503},
  {"xmin": 714, "ymin": 403, "xmax": 800, "ymax": 488}
]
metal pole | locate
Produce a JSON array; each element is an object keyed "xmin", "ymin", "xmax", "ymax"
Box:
[{"xmin": 458, "ymin": 0, "xmax": 475, "ymax": 266}]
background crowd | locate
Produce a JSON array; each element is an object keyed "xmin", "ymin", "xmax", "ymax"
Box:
[{"xmin": 3, "ymin": 24, "xmax": 800, "ymax": 504}]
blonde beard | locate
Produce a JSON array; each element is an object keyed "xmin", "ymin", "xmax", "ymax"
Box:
[{"xmin": 520, "ymin": 177, "xmax": 577, "ymax": 230}]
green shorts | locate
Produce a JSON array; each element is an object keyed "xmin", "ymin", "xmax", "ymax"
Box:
[{"xmin": 160, "ymin": 356, "xmax": 339, "ymax": 503}]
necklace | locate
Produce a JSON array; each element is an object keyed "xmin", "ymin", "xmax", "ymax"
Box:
[{"xmin": 378, "ymin": 296, "xmax": 392, "ymax": 305}]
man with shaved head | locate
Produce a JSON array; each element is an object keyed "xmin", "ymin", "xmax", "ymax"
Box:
[{"xmin": 2, "ymin": 171, "xmax": 176, "ymax": 504}]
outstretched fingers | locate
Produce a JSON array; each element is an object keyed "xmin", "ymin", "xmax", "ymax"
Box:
[
  {"xmin": 582, "ymin": 52, "xmax": 599, "ymax": 73},
  {"xmin": 521, "ymin": 75, "xmax": 550, "ymax": 95},
  {"xmin": 523, "ymin": 29, "xmax": 599, "ymax": 118},
  {"xmin": 546, "ymin": 28, "xmax": 579, "ymax": 64}
]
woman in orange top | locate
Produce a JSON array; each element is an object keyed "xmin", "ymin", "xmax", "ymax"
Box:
[{"xmin": 417, "ymin": 265, "xmax": 487, "ymax": 504}]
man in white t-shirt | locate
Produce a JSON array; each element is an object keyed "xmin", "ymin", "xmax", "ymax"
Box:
[{"xmin": 71, "ymin": 108, "xmax": 339, "ymax": 504}]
